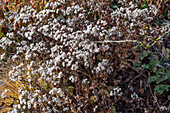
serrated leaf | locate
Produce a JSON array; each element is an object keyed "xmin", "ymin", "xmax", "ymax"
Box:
[
  {"xmin": 154, "ymin": 85, "xmax": 170, "ymax": 95},
  {"xmin": 155, "ymin": 75, "xmax": 162, "ymax": 84},
  {"xmin": 149, "ymin": 60, "xmax": 158, "ymax": 69},
  {"xmin": 149, "ymin": 76, "xmax": 157, "ymax": 83}
]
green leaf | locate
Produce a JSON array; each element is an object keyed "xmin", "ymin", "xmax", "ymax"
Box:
[
  {"xmin": 133, "ymin": 62, "xmax": 141, "ymax": 68},
  {"xmin": 161, "ymin": 11, "xmax": 168, "ymax": 18},
  {"xmin": 144, "ymin": 0, "xmax": 147, "ymax": 3},
  {"xmin": 160, "ymin": 57, "xmax": 167, "ymax": 65},
  {"xmin": 145, "ymin": 64, "xmax": 152, "ymax": 70},
  {"xmin": 140, "ymin": 51, "xmax": 149, "ymax": 60},
  {"xmin": 166, "ymin": 70, "xmax": 170, "ymax": 76},
  {"xmin": 155, "ymin": 75, "xmax": 162, "ymax": 84},
  {"xmin": 156, "ymin": 20, "xmax": 162, "ymax": 26},
  {"xmin": 15, "ymin": 37, "xmax": 19, "ymax": 43},
  {"xmin": 142, "ymin": 4, "xmax": 148, "ymax": 9},
  {"xmin": 109, "ymin": 4, "xmax": 118, "ymax": 10},
  {"xmin": 149, "ymin": 76, "xmax": 155, "ymax": 83},
  {"xmin": 149, "ymin": 60, "xmax": 158, "ymax": 68},
  {"xmin": 103, "ymin": 90, "xmax": 110, "ymax": 98},
  {"xmin": 112, "ymin": 106, "xmax": 117, "ymax": 113},
  {"xmin": 44, "ymin": 6, "xmax": 50, "ymax": 9},
  {"xmin": 154, "ymin": 85, "xmax": 170, "ymax": 95},
  {"xmin": 66, "ymin": 86, "xmax": 74, "ymax": 95},
  {"xmin": 142, "ymin": 64, "xmax": 146, "ymax": 69},
  {"xmin": 136, "ymin": 44, "xmax": 142, "ymax": 52},
  {"xmin": 90, "ymin": 95, "xmax": 97, "ymax": 103},
  {"xmin": 157, "ymin": 72, "xmax": 165, "ymax": 75}
]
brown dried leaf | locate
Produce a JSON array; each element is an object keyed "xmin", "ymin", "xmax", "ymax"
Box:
[{"xmin": 139, "ymin": 88, "xmax": 144, "ymax": 94}]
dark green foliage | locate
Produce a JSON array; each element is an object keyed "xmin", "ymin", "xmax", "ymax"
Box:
[{"xmin": 139, "ymin": 50, "xmax": 170, "ymax": 95}]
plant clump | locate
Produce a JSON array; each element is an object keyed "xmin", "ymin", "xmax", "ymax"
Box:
[{"xmin": 0, "ymin": 0, "xmax": 169, "ymax": 112}]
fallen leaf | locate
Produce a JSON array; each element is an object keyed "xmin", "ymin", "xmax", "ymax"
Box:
[{"xmin": 139, "ymin": 88, "xmax": 144, "ymax": 94}]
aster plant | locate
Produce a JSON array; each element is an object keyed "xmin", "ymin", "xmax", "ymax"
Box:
[{"xmin": 0, "ymin": 0, "xmax": 169, "ymax": 113}]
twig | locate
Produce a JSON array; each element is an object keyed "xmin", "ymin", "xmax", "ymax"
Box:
[
  {"xmin": 77, "ymin": 70, "xmax": 92, "ymax": 79},
  {"xmin": 121, "ymin": 61, "xmax": 147, "ymax": 88},
  {"xmin": 160, "ymin": 29, "xmax": 170, "ymax": 38},
  {"xmin": 94, "ymin": 40, "xmax": 138, "ymax": 43},
  {"xmin": 128, "ymin": 73, "xmax": 143, "ymax": 87},
  {"xmin": 94, "ymin": 30, "xmax": 169, "ymax": 45}
]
